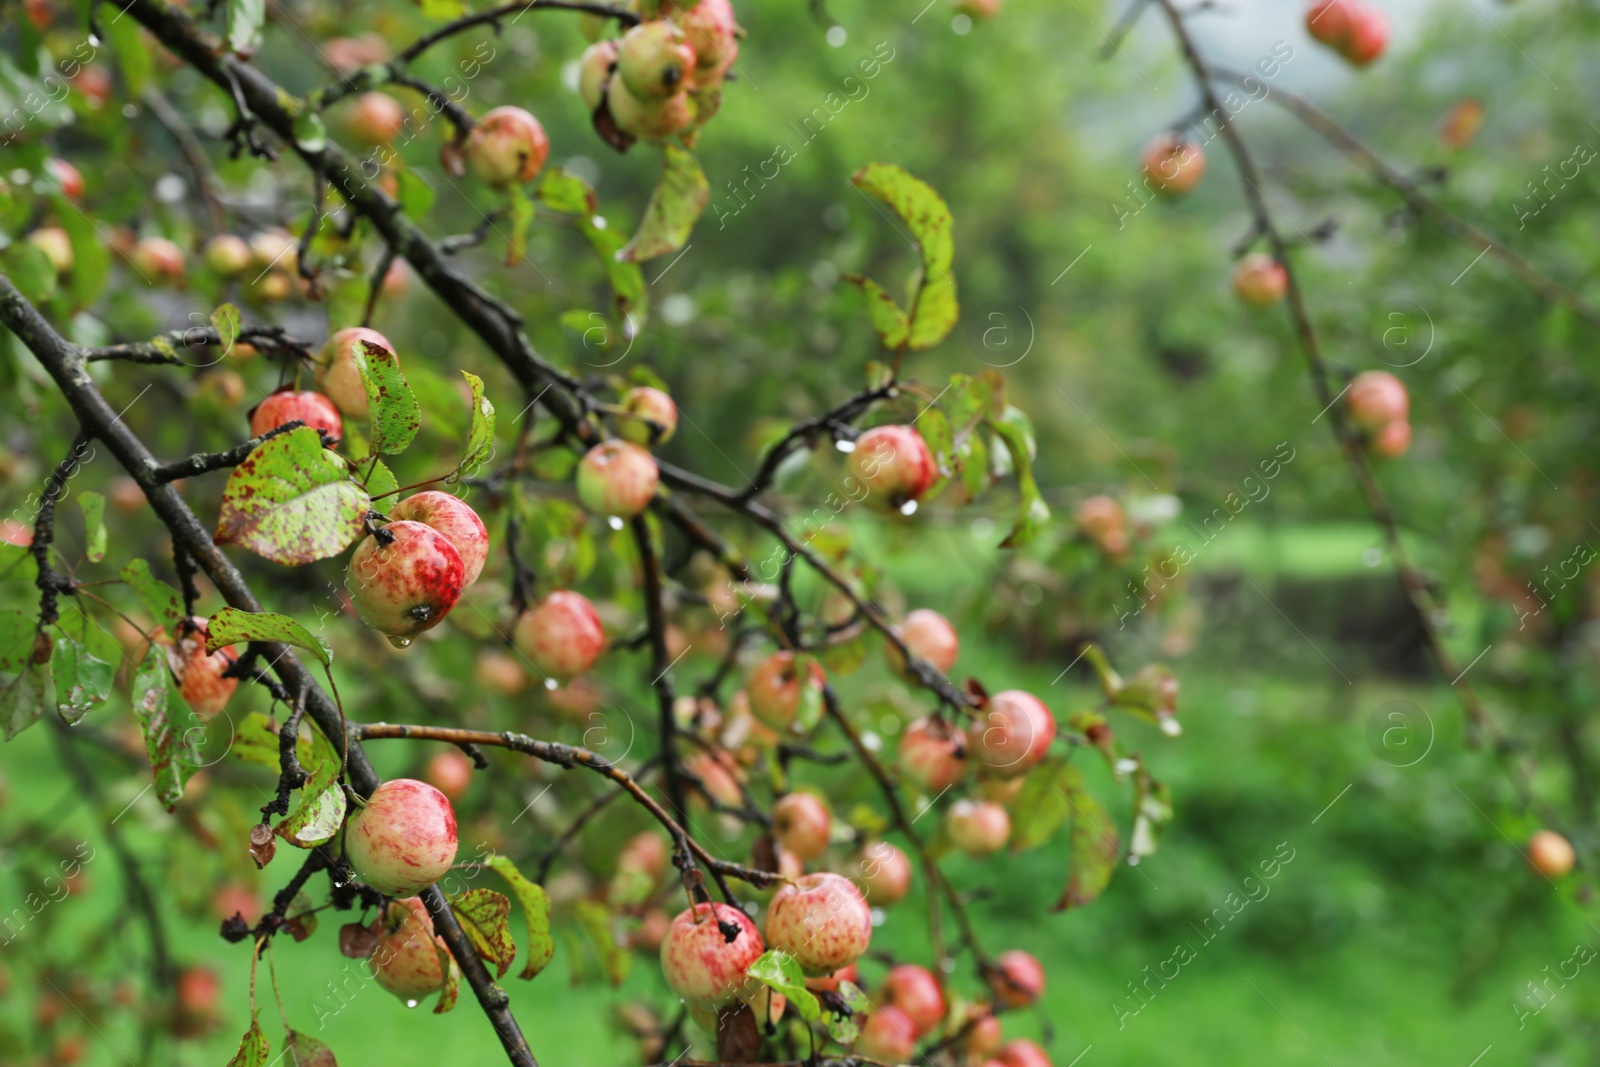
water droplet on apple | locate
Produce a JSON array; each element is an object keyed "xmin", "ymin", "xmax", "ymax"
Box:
[
  {"xmin": 388, "ymin": 635, "xmax": 413, "ymax": 649},
  {"xmin": 405, "ymin": 999, "xmax": 419, "ymax": 1009},
  {"xmin": 544, "ymin": 677, "xmax": 559, "ymax": 690},
  {"xmin": 607, "ymin": 515, "xmax": 625, "ymax": 530},
  {"xmin": 899, "ymin": 500, "xmax": 919, "ymax": 516}
]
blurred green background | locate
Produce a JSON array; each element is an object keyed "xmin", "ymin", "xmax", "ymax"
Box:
[{"xmin": 3, "ymin": 0, "xmax": 1599, "ymax": 1064}]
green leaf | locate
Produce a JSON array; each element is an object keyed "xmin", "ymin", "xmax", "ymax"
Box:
[
  {"xmin": 506, "ymin": 185, "xmax": 534, "ymax": 267},
  {"xmin": 1, "ymin": 662, "xmax": 50, "ymax": 741},
  {"xmin": 212, "ymin": 303, "xmax": 242, "ymax": 358},
  {"xmin": 988, "ymin": 415, "xmax": 1050, "ymax": 549},
  {"xmin": 106, "ymin": 16, "xmax": 152, "ymax": 97},
  {"xmin": 278, "ymin": 719, "xmax": 344, "ymax": 847},
  {"xmin": 1009, "ymin": 760, "xmax": 1071, "ymax": 853},
  {"xmin": 945, "ymin": 371, "xmax": 1004, "ymax": 433},
  {"xmin": 620, "ymin": 145, "xmax": 709, "ymax": 263},
  {"xmin": 487, "ymin": 855, "xmax": 555, "ymax": 979},
  {"xmin": 448, "ymin": 888, "xmax": 518, "ymax": 978},
  {"xmin": 232, "ymin": 711, "xmax": 283, "ymax": 771},
  {"xmin": 352, "ymin": 341, "xmax": 420, "ymax": 456},
  {"xmin": 745, "ymin": 950, "xmax": 822, "ymax": 1022},
  {"xmin": 52, "ymin": 636, "xmax": 113, "ymax": 725},
  {"xmin": 226, "ymin": 0, "xmax": 266, "ymax": 54},
  {"xmin": 292, "ymin": 109, "xmax": 328, "ymax": 153},
  {"xmin": 845, "ymin": 275, "xmax": 909, "ymax": 349},
  {"xmin": 4, "ymin": 241, "xmax": 56, "ymax": 304},
  {"xmin": 76, "ymin": 491, "xmax": 106, "ymax": 563},
  {"xmin": 825, "ymin": 980, "xmax": 868, "ymax": 1045},
  {"xmin": 419, "ymin": 0, "xmax": 468, "ymax": 17},
  {"xmin": 53, "ymin": 194, "xmax": 110, "ymax": 310},
  {"xmin": 456, "ymin": 372, "xmax": 496, "ymax": 479},
  {"xmin": 365, "ymin": 458, "xmax": 399, "ymax": 501},
  {"xmin": 225, "ymin": 1014, "xmax": 269, "ymax": 1067},
  {"xmin": 215, "ymin": 427, "xmax": 372, "ymax": 565},
  {"xmin": 1056, "ymin": 764, "xmax": 1119, "ymax": 911},
  {"xmin": 284, "ymin": 1030, "xmax": 336, "ymax": 1067},
  {"xmin": 955, "ymin": 430, "xmax": 989, "ymax": 503},
  {"xmin": 433, "ymin": 955, "xmax": 461, "ymax": 1014},
  {"xmin": 849, "ymin": 163, "xmax": 954, "ymax": 272},
  {"xmin": 131, "ymin": 643, "xmax": 193, "ymax": 811},
  {"xmin": 0, "ymin": 610, "xmax": 37, "ymax": 672},
  {"xmin": 907, "ymin": 269, "xmax": 959, "ymax": 351},
  {"xmin": 573, "ymin": 899, "xmax": 631, "ymax": 987},
  {"xmin": 397, "ymin": 169, "xmax": 436, "ymax": 219},
  {"xmin": 120, "ymin": 559, "xmax": 183, "ymax": 627},
  {"xmin": 1130, "ymin": 766, "xmax": 1174, "ymax": 862},
  {"xmin": 205, "ymin": 607, "xmax": 332, "ymax": 667},
  {"xmin": 917, "ymin": 408, "xmax": 954, "ymax": 476},
  {"xmin": 536, "ymin": 170, "xmax": 598, "ymax": 216}
]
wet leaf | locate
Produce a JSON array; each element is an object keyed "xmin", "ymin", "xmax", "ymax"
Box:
[
  {"xmin": 745, "ymin": 950, "xmax": 821, "ymax": 1021},
  {"xmin": 225, "ymin": 1014, "xmax": 268, "ymax": 1067},
  {"xmin": 845, "ymin": 275, "xmax": 908, "ymax": 349},
  {"xmin": 77, "ymin": 491, "xmax": 106, "ymax": 562},
  {"xmin": 131, "ymin": 644, "xmax": 194, "ymax": 810},
  {"xmin": 215, "ymin": 427, "xmax": 371, "ymax": 565},
  {"xmin": 284, "ymin": 1030, "xmax": 337, "ymax": 1067},
  {"xmin": 1, "ymin": 661, "xmax": 50, "ymax": 740},
  {"xmin": 456, "ymin": 372, "xmax": 496, "ymax": 480},
  {"xmin": 1056, "ymin": 764, "xmax": 1119, "ymax": 911},
  {"xmin": 52, "ymin": 636, "xmax": 113, "ymax": 725},
  {"xmin": 353, "ymin": 341, "xmax": 420, "ymax": 456},
  {"xmin": 121, "ymin": 559, "xmax": 183, "ymax": 627},
  {"xmin": 206, "ymin": 607, "xmax": 331, "ymax": 668},
  {"xmin": 448, "ymin": 888, "xmax": 517, "ymax": 978},
  {"xmin": 487, "ymin": 855, "xmax": 555, "ymax": 979},
  {"xmin": 620, "ymin": 145, "xmax": 708, "ymax": 263}
]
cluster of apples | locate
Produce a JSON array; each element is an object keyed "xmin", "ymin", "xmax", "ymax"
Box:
[
  {"xmin": 578, "ymin": 0, "xmax": 740, "ymax": 146},
  {"xmin": 1346, "ymin": 370, "xmax": 1411, "ymax": 459},
  {"xmin": 1306, "ymin": 0, "xmax": 1390, "ymax": 67}
]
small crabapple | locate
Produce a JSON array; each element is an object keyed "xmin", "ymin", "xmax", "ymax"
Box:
[
  {"xmin": 0, "ymin": 519, "xmax": 30, "ymax": 548},
  {"xmin": 618, "ymin": 386, "xmax": 679, "ymax": 446},
  {"xmin": 666, "ymin": 0, "xmax": 738, "ymax": 69},
  {"xmin": 848, "ymin": 425, "xmax": 937, "ymax": 510},
  {"xmin": 347, "ymin": 92, "xmax": 407, "ymax": 146},
  {"xmin": 965, "ymin": 1010, "xmax": 1004, "ymax": 1059},
  {"xmin": 466, "ymin": 106, "xmax": 550, "ymax": 189},
  {"xmin": 897, "ymin": 718, "xmax": 968, "ymax": 793},
  {"xmin": 25, "ymin": 227, "xmax": 73, "ymax": 274},
  {"xmin": 947, "ymin": 799, "xmax": 1011, "ymax": 857},
  {"xmin": 203, "ymin": 234, "xmax": 253, "ymax": 277},
  {"xmin": 1371, "ymin": 418, "xmax": 1411, "ymax": 459},
  {"xmin": 174, "ymin": 967, "xmax": 219, "ymax": 1030},
  {"xmin": 772, "ymin": 792, "xmax": 832, "ymax": 861},
  {"xmin": 249, "ymin": 229, "xmax": 298, "ymax": 273},
  {"xmin": 474, "ymin": 648, "xmax": 527, "ymax": 694},
  {"xmin": 1141, "ymin": 133, "xmax": 1206, "ymax": 196},
  {"xmin": 346, "ymin": 520, "xmax": 466, "ymax": 643},
  {"xmin": 1232, "ymin": 253, "xmax": 1289, "ymax": 307},
  {"xmin": 856, "ymin": 1005, "xmax": 918, "ymax": 1062},
  {"xmin": 1074, "ymin": 494, "xmax": 1129, "ymax": 556},
  {"xmin": 1528, "ymin": 830, "xmax": 1576, "ymax": 877},
  {"xmin": 579, "ymin": 38, "xmax": 620, "ymax": 112},
  {"xmin": 883, "ymin": 964, "xmax": 947, "ymax": 1037},
  {"xmin": 424, "ymin": 750, "xmax": 475, "ymax": 800},
  {"xmin": 1305, "ymin": 0, "xmax": 1355, "ymax": 48},
  {"xmin": 606, "ymin": 78, "xmax": 697, "ymax": 142},
  {"xmin": 660, "ymin": 901, "xmax": 765, "ymax": 1004},
  {"xmin": 886, "ymin": 608, "xmax": 959, "ymax": 677},
  {"xmin": 249, "ymin": 390, "xmax": 343, "ymax": 444},
  {"xmin": 513, "ymin": 591, "xmax": 606, "ymax": 680},
  {"xmin": 850, "ymin": 840, "xmax": 912, "ymax": 907},
  {"xmin": 764, "ymin": 872, "xmax": 872, "ymax": 974},
  {"xmin": 345, "ymin": 778, "xmax": 459, "ymax": 897},
  {"xmin": 371, "ymin": 897, "xmax": 452, "ymax": 1001},
  {"xmin": 1346, "ymin": 370, "xmax": 1408, "ymax": 431},
  {"xmin": 987, "ymin": 949, "xmax": 1045, "ymax": 1009},
  {"xmin": 46, "ymin": 157, "xmax": 84, "ymax": 201},
  {"xmin": 969, "ymin": 690, "xmax": 1056, "ymax": 778},
  {"xmin": 685, "ymin": 748, "xmax": 746, "ymax": 809},
  {"xmin": 167, "ymin": 617, "xmax": 238, "ymax": 720},
  {"xmin": 996, "ymin": 1038, "xmax": 1054, "ymax": 1067},
  {"xmin": 804, "ymin": 962, "xmax": 859, "ymax": 993},
  {"xmin": 210, "ymin": 882, "xmax": 261, "ymax": 925},
  {"xmin": 131, "ymin": 236, "xmax": 185, "ymax": 284},
  {"xmin": 618, "ymin": 20, "xmax": 697, "ymax": 99},
  {"xmin": 1344, "ymin": 4, "xmax": 1389, "ymax": 66},
  {"xmin": 389, "ymin": 491, "xmax": 489, "ymax": 587},
  {"xmin": 577, "ymin": 439, "xmax": 660, "ymax": 518},
  {"xmin": 316, "ymin": 327, "xmax": 397, "ymax": 418},
  {"xmin": 744, "ymin": 651, "xmax": 826, "ymax": 733}
]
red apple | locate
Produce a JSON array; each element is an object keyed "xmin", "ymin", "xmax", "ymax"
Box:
[
  {"xmin": 997, "ymin": 1038, "xmax": 1054, "ymax": 1067},
  {"xmin": 850, "ymin": 840, "xmax": 912, "ymax": 907},
  {"xmin": 856, "ymin": 1004, "xmax": 918, "ymax": 1062},
  {"xmin": 1371, "ymin": 418, "xmax": 1411, "ymax": 458},
  {"xmin": 174, "ymin": 966, "xmax": 219, "ymax": 1029},
  {"xmin": 987, "ymin": 949, "xmax": 1045, "ymax": 1009},
  {"xmin": 947, "ymin": 799, "xmax": 1011, "ymax": 857},
  {"xmin": 345, "ymin": 778, "xmax": 459, "ymax": 896},
  {"xmin": 1347, "ymin": 370, "xmax": 1408, "ymax": 431},
  {"xmin": 1344, "ymin": 5, "xmax": 1389, "ymax": 66},
  {"xmin": 249, "ymin": 390, "xmax": 343, "ymax": 444},
  {"xmin": 969, "ymin": 690, "xmax": 1055, "ymax": 778},
  {"xmin": 772, "ymin": 792, "xmax": 832, "ymax": 861},
  {"xmin": 424, "ymin": 750, "xmax": 474, "ymax": 800},
  {"xmin": 965, "ymin": 1010, "xmax": 1004, "ymax": 1059},
  {"xmin": 131, "ymin": 236, "xmax": 185, "ymax": 284},
  {"xmin": 607, "ymin": 77, "xmax": 697, "ymax": 142},
  {"xmin": 883, "ymin": 963, "xmax": 947, "ymax": 1037},
  {"xmin": 956, "ymin": 0, "xmax": 1003, "ymax": 17},
  {"xmin": 804, "ymin": 962, "xmax": 859, "ymax": 993},
  {"xmin": 764, "ymin": 872, "xmax": 872, "ymax": 975},
  {"xmin": 1305, "ymin": 0, "xmax": 1355, "ymax": 48},
  {"xmin": 348, "ymin": 92, "xmax": 407, "ymax": 146},
  {"xmin": 619, "ymin": 386, "xmax": 679, "ymax": 446},
  {"xmin": 579, "ymin": 39, "xmax": 620, "ymax": 112},
  {"xmin": 474, "ymin": 648, "xmax": 528, "ymax": 694},
  {"xmin": 618, "ymin": 20, "xmax": 697, "ymax": 99},
  {"xmin": 885, "ymin": 608, "xmax": 959, "ymax": 677},
  {"xmin": 249, "ymin": 228, "xmax": 297, "ymax": 273},
  {"xmin": 204, "ymin": 234, "xmax": 253, "ymax": 277},
  {"xmin": 1141, "ymin": 133, "xmax": 1206, "ymax": 196},
  {"xmin": 46, "ymin": 157, "xmax": 83, "ymax": 201},
  {"xmin": 848, "ymin": 425, "xmax": 937, "ymax": 511},
  {"xmin": 346, "ymin": 520, "xmax": 466, "ymax": 643},
  {"xmin": 685, "ymin": 748, "xmax": 746, "ymax": 809},
  {"xmin": 466, "ymin": 106, "xmax": 550, "ymax": 190},
  {"xmin": 660, "ymin": 901, "xmax": 765, "ymax": 1004},
  {"xmin": 513, "ymin": 591, "xmax": 606, "ymax": 680},
  {"xmin": 744, "ymin": 651, "xmax": 825, "ymax": 733},
  {"xmin": 167, "ymin": 616, "xmax": 238, "ymax": 720},
  {"xmin": 667, "ymin": 0, "xmax": 738, "ymax": 70},
  {"xmin": 1074, "ymin": 494, "xmax": 1129, "ymax": 556},
  {"xmin": 371, "ymin": 897, "xmax": 452, "ymax": 1001},
  {"xmin": 1528, "ymin": 830, "xmax": 1576, "ymax": 877},
  {"xmin": 389, "ymin": 491, "xmax": 489, "ymax": 587},
  {"xmin": 1232, "ymin": 253, "xmax": 1288, "ymax": 307},
  {"xmin": 577, "ymin": 439, "xmax": 660, "ymax": 519},
  {"xmin": 316, "ymin": 326, "xmax": 396, "ymax": 418},
  {"xmin": 897, "ymin": 718, "xmax": 968, "ymax": 793},
  {"xmin": 26, "ymin": 227, "xmax": 73, "ymax": 274}
]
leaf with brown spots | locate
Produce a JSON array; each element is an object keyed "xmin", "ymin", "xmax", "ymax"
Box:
[
  {"xmin": 131, "ymin": 643, "xmax": 194, "ymax": 811},
  {"xmin": 448, "ymin": 888, "xmax": 517, "ymax": 978},
  {"xmin": 1055, "ymin": 763, "xmax": 1119, "ymax": 911},
  {"xmin": 215, "ymin": 427, "xmax": 371, "ymax": 565},
  {"xmin": 352, "ymin": 341, "xmax": 421, "ymax": 456},
  {"xmin": 620, "ymin": 144, "xmax": 708, "ymax": 263}
]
